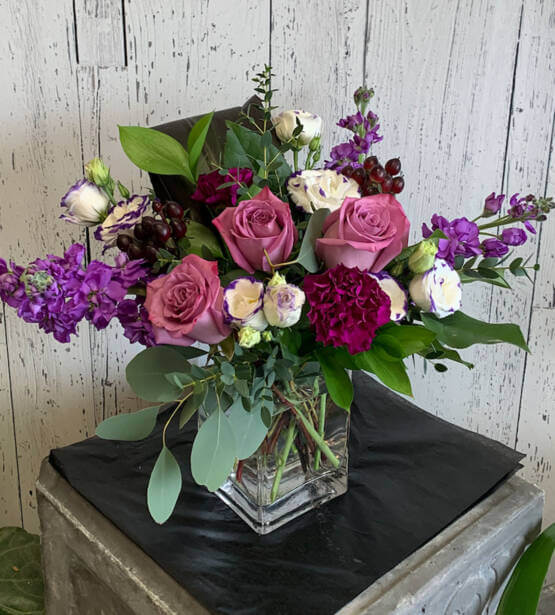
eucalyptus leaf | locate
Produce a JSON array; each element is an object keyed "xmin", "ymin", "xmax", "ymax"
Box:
[
  {"xmin": 191, "ymin": 407, "xmax": 237, "ymax": 491},
  {"xmin": 118, "ymin": 125, "xmax": 193, "ymax": 182},
  {"xmin": 179, "ymin": 383, "xmax": 207, "ymax": 429},
  {"xmin": 147, "ymin": 446, "xmax": 182, "ymax": 524},
  {"xmin": 187, "ymin": 111, "xmax": 214, "ymax": 177},
  {"xmin": 315, "ymin": 349, "xmax": 353, "ymax": 411},
  {"xmin": 126, "ymin": 346, "xmax": 188, "ymax": 402},
  {"xmin": 96, "ymin": 405, "xmax": 160, "ymax": 441},
  {"xmin": 166, "ymin": 345, "xmax": 208, "ymax": 360},
  {"xmin": 296, "ymin": 208, "xmax": 330, "ymax": 273},
  {"xmin": 0, "ymin": 527, "xmax": 44, "ymax": 615},
  {"xmin": 185, "ymin": 220, "xmax": 224, "ymax": 258},
  {"xmin": 227, "ymin": 399, "xmax": 268, "ymax": 459},
  {"xmin": 421, "ymin": 311, "xmax": 529, "ymax": 351}
]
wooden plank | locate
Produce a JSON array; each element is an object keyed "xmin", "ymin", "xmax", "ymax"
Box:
[
  {"xmin": 0, "ymin": 307, "xmax": 21, "ymax": 526},
  {"xmin": 270, "ymin": 0, "xmax": 367, "ymax": 161},
  {"xmin": 0, "ymin": 1, "xmax": 95, "ymax": 530},
  {"xmin": 362, "ymin": 0, "xmax": 523, "ymax": 443},
  {"xmin": 74, "ymin": 0, "xmax": 126, "ymax": 67}
]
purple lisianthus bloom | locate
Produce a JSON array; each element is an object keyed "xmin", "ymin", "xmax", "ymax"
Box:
[
  {"xmin": 60, "ymin": 179, "xmax": 110, "ymax": 226},
  {"xmin": 117, "ymin": 298, "xmax": 155, "ymax": 346},
  {"xmin": 481, "ymin": 238, "xmax": 509, "ymax": 258},
  {"xmin": 483, "ymin": 192, "xmax": 505, "ymax": 216},
  {"xmin": 501, "ymin": 227, "xmax": 527, "ymax": 246},
  {"xmin": 94, "ymin": 195, "xmax": 150, "ymax": 251}
]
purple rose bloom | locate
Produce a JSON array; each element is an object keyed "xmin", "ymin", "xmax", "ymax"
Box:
[
  {"xmin": 304, "ymin": 264, "xmax": 391, "ymax": 354},
  {"xmin": 483, "ymin": 192, "xmax": 505, "ymax": 216},
  {"xmin": 501, "ymin": 227, "xmax": 527, "ymax": 246},
  {"xmin": 481, "ymin": 238, "xmax": 509, "ymax": 258},
  {"xmin": 191, "ymin": 168, "xmax": 253, "ymax": 206}
]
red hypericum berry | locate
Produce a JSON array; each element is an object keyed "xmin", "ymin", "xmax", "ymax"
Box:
[
  {"xmin": 153, "ymin": 221, "xmax": 172, "ymax": 243},
  {"xmin": 153, "ymin": 199, "xmax": 164, "ymax": 213},
  {"xmin": 166, "ymin": 201, "xmax": 184, "ymax": 219},
  {"xmin": 391, "ymin": 176, "xmax": 405, "ymax": 194},
  {"xmin": 381, "ymin": 174, "xmax": 393, "ymax": 193},
  {"xmin": 363, "ymin": 156, "xmax": 378, "ymax": 171},
  {"xmin": 116, "ymin": 234, "xmax": 131, "ymax": 253},
  {"xmin": 134, "ymin": 222, "xmax": 148, "ymax": 241},
  {"xmin": 141, "ymin": 216, "xmax": 156, "ymax": 234},
  {"xmin": 127, "ymin": 242, "xmax": 145, "ymax": 260},
  {"xmin": 144, "ymin": 246, "xmax": 158, "ymax": 263},
  {"xmin": 369, "ymin": 165, "xmax": 386, "ymax": 183},
  {"xmin": 341, "ymin": 165, "xmax": 354, "ymax": 177},
  {"xmin": 351, "ymin": 168, "xmax": 366, "ymax": 185},
  {"xmin": 171, "ymin": 220, "xmax": 187, "ymax": 239},
  {"xmin": 385, "ymin": 158, "xmax": 401, "ymax": 175}
]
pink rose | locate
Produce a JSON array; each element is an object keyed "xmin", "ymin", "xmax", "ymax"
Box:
[
  {"xmin": 212, "ymin": 186, "xmax": 297, "ymax": 273},
  {"xmin": 145, "ymin": 254, "xmax": 230, "ymax": 346},
  {"xmin": 316, "ymin": 194, "xmax": 410, "ymax": 272}
]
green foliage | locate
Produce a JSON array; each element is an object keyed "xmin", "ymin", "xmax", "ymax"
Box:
[
  {"xmin": 227, "ymin": 399, "xmax": 268, "ymax": 459},
  {"xmin": 379, "ymin": 324, "xmax": 437, "ymax": 357},
  {"xmin": 421, "ymin": 341, "xmax": 474, "ymax": 369},
  {"xmin": 187, "ymin": 112, "xmax": 214, "ymax": 179},
  {"xmin": 421, "ymin": 311, "xmax": 529, "ymax": 351},
  {"xmin": 126, "ymin": 346, "xmax": 190, "ymax": 402},
  {"xmin": 315, "ymin": 349, "xmax": 353, "ymax": 411},
  {"xmin": 496, "ymin": 523, "xmax": 555, "ymax": 615},
  {"xmin": 96, "ymin": 405, "xmax": 160, "ymax": 441},
  {"xmin": 178, "ymin": 383, "xmax": 207, "ymax": 429},
  {"xmin": 185, "ymin": 220, "xmax": 223, "ymax": 259},
  {"xmin": 296, "ymin": 208, "xmax": 330, "ymax": 273},
  {"xmin": 0, "ymin": 527, "xmax": 43, "ymax": 615},
  {"xmin": 118, "ymin": 126, "xmax": 194, "ymax": 183},
  {"xmin": 354, "ymin": 345, "xmax": 412, "ymax": 396},
  {"xmin": 191, "ymin": 407, "xmax": 237, "ymax": 492},
  {"xmin": 147, "ymin": 446, "xmax": 182, "ymax": 524}
]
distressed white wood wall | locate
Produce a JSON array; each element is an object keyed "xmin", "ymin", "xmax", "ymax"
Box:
[{"xmin": 0, "ymin": 0, "xmax": 553, "ymax": 544}]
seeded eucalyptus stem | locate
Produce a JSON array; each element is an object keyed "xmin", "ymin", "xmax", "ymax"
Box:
[{"xmin": 270, "ymin": 417, "xmax": 297, "ymax": 502}]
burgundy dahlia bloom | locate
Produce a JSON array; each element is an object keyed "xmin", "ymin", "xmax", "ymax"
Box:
[{"xmin": 304, "ymin": 264, "xmax": 391, "ymax": 354}]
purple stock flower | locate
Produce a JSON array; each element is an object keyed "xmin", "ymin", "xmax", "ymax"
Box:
[
  {"xmin": 508, "ymin": 193, "xmax": 528, "ymax": 218},
  {"xmin": 422, "ymin": 215, "xmax": 481, "ymax": 265},
  {"xmin": 483, "ymin": 192, "xmax": 505, "ymax": 216},
  {"xmin": 481, "ymin": 238, "xmax": 509, "ymax": 258},
  {"xmin": 501, "ymin": 227, "xmax": 527, "ymax": 246},
  {"xmin": 117, "ymin": 298, "xmax": 155, "ymax": 346}
]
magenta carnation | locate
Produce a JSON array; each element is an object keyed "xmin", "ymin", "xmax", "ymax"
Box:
[{"xmin": 304, "ymin": 264, "xmax": 391, "ymax": 354}]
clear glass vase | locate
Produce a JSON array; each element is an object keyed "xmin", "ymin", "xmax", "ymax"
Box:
[{"xmin": 200, "ymin": 381, "xmax": 350, "ymax": 534}]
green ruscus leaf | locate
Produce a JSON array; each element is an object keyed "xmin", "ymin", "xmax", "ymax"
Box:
[
  {"xmin": 126, "ymin": 346, "xmax": 189, "ymax": 402},
  {"xmin": 354, "ymin": 345, "xmax": 412, "ymax": 396},
  {"xmin": 118, "ymin": 125, "xmax": 194, "ymax": 182},
  {"xmin": 96, "ymin": 405, "xmax": 160, "ymax": 441},
  {"xmin": 421, "ymin": 311, "xmax": 529, "ymax": 351},
  {"xmin": 315, "ymin": 348, "xmax": 353, "ymax": 411},
  {"xmin": 191, "ymin": 407, "xmax": 237, "ymax": 492},
  {"xmin": 0, "ymin": 527, "xmax": 44, "ymax": 615},
  {"xmin": 496, "ymin": 523, "xmax": 555, "ymax": 615},
  {"xmin": 187, "ymin": 111, "xmax": 214, "ymax": 178},
  {"xmin": 147, "ymin": 446, "xmax": 182, "ymax": 524}
]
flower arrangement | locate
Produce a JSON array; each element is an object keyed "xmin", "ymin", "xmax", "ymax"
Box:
[{"xmin": 1, "ymin": 66, "xmax": 552, "ymax": 529}]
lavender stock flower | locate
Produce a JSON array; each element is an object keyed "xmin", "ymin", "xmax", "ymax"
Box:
[
  {"xmin": 422, "ymin": 215, "xmax": 481, "ymax": 265},
  {"xmin": 481, "ymin": 238, "xmax": 509, "ymax": 258},
  {"xmin": 483, "ymin": 192, "xmax": 505, "ymax": 216},
  {"xmin": 501, "ymin": 227, "xmax": 527, "ymax": 246}
]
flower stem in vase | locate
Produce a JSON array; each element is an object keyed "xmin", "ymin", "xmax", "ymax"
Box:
[
  {"xmin": 313, "ymin": 393, "xmax": 327, "ymax": 471},
  {"xmin": 271, "ymin": 417, "xmax": 297, "ymax": 502}
]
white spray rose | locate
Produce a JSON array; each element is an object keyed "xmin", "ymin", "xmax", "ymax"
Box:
[
  {"xmin": 263, "ymin": 272, "xmax": 305, "ymax": 328},
  {"xmin": 409, "ymin": 259, "xmax": 462, "ymax": 318},
  {"xmin": 369, "ymin": 273, "xmax": 408, "ymax": 322},
  {"xmin": 60, "ymin": 179, "xmax": 110, "ymax": 227},
  {"xmin": 223, "ymin": 277, "xmax": 268, "ymax": 331},
  {"xmin": 287, "ymin": 169, "xmax": 360, "ymax": 213},
  {"xmin": 272, "ymin": 110, "xmax": 322, "ymax": 146}
]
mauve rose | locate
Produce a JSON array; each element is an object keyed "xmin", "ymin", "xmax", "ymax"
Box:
[
  {"xmin": 316, "ymin": 194, "xmax": 410, "ymax": 272},
  {"xmin": 212, "ymin": 186, "xmax": 297, "ymax": 273},
  {"xmin": 145, "ymin": 254, "xmax": 230, "ymax": 346}
]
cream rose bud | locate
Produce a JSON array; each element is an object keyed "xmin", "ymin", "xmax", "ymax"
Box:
[
  {"xmin": 369, "ymin": 272, "xmax": 408, "ymax": 322},
  {"xmin": 237, "ymin": 326, "xmax": 261, "ymax": 348},
  {"xmin": 287, "ymin": 170, "xmax": 360, "ymax": 213},
  {"xmin": 60, "ymin": 179, "xmax": 110, "ymax": 227},
  {"xmin": 272, "ymin": 110, "xmax": 322, "ymax": 146},
  {"xmin": 263, "ymin": 274, "xmax": 305, "ymax": 328},
  {"xmin": 409, "ymin": 259, "xmax": 462, "ymax": 318},
  {"xmin": 223, "ymin": 277, "xmax": 268, "ymax": 331}
]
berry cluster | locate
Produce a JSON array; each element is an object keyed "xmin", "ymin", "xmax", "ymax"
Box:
[
  {"xmin": 342, "ymin": 156, "xmax": 404, "ymax": 197},
  {"xmin": 116, "ymin": 200, "xmax": 187, "ymax": 263}
]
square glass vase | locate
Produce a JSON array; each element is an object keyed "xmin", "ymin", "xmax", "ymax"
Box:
[{"xmin": 201, "ymin": 384, "xmax": 349, "ymax": 535}]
